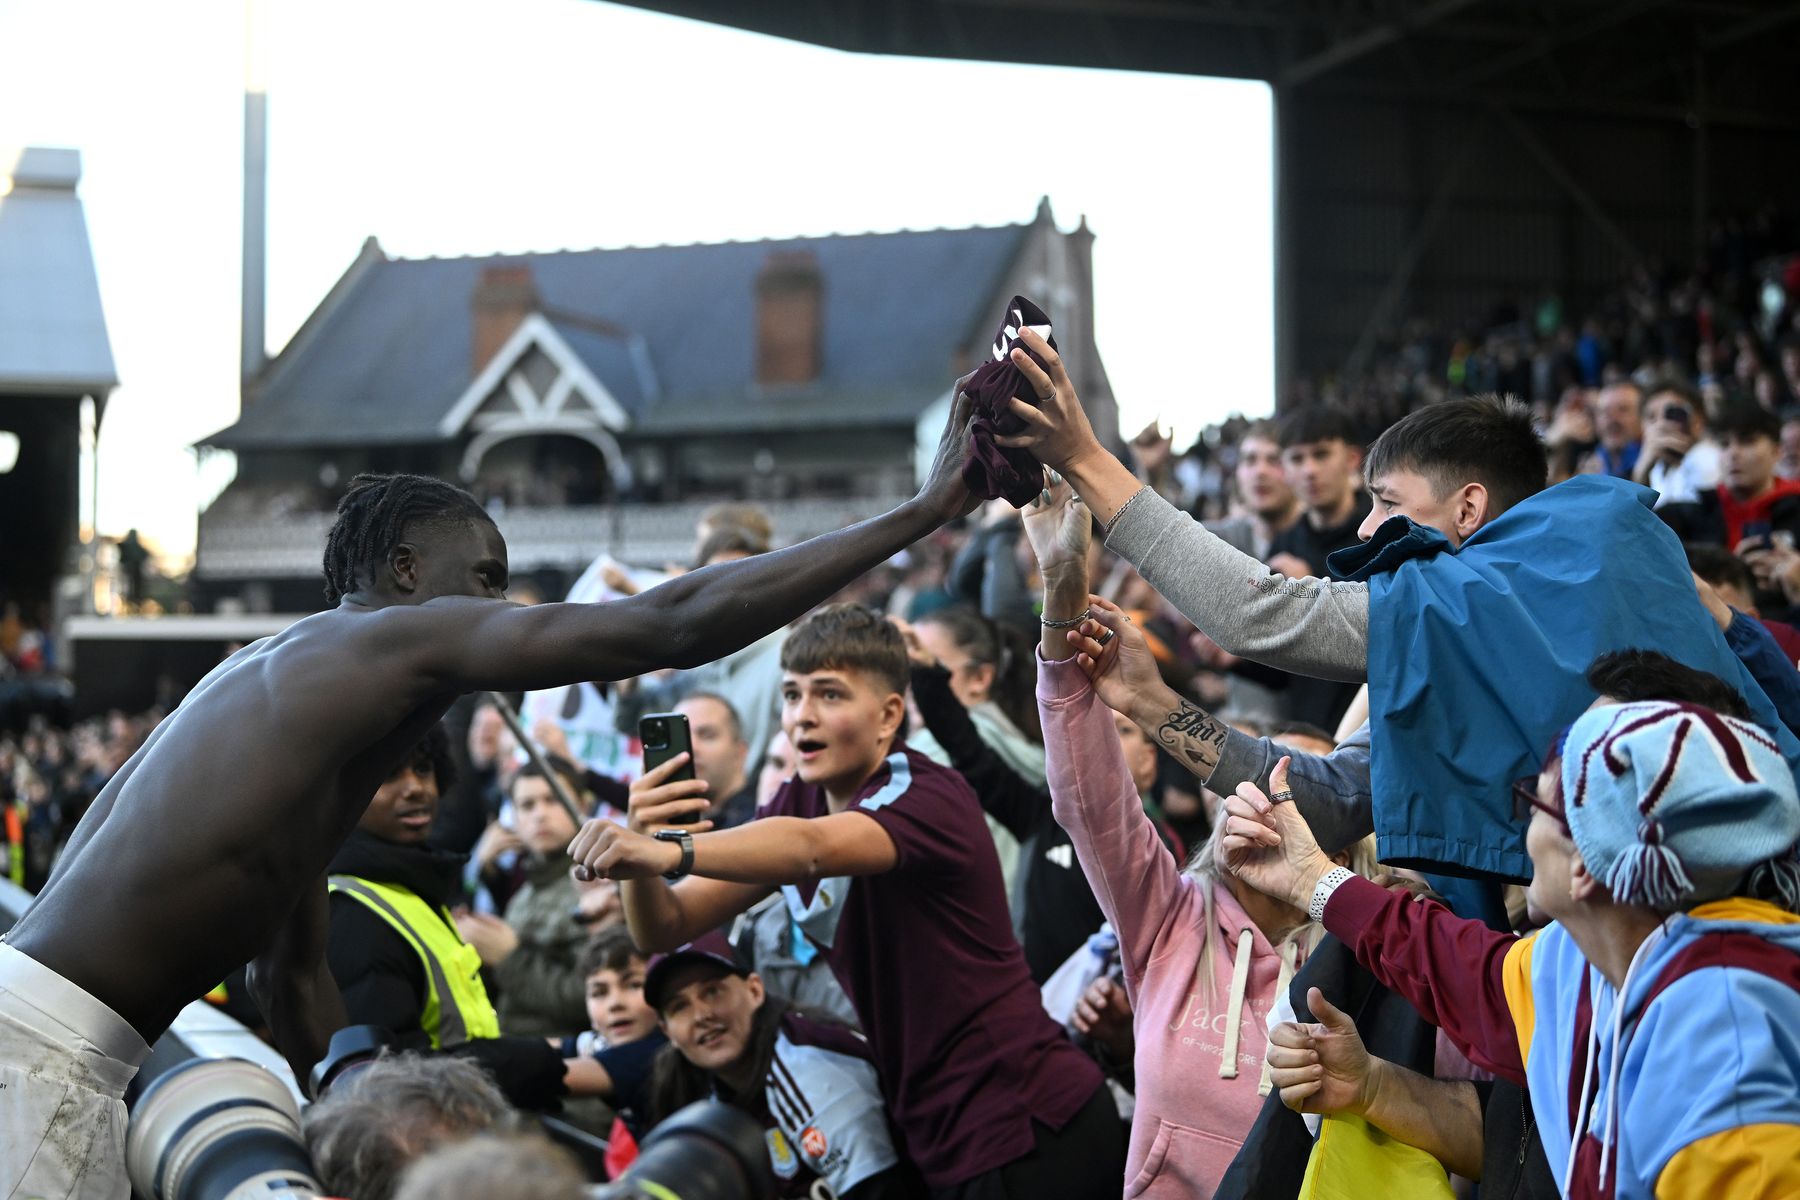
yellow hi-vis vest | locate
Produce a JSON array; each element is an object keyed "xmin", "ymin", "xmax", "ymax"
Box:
[{"xmin": 328, "ymin": 874, "xmax": 501, "ymax": 1049}]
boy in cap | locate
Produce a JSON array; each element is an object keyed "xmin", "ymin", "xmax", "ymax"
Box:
[
  {"xmin": 643, "ymin": 931, "xmax": 923, "ymax": 1199},
  {"xmin": 1218, "ymin": 700, "xmax": 1800, "ymax": 1199}
]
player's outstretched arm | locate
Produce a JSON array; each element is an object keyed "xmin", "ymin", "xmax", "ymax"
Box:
[{"xmin": 397, "ymin": 386, "xmax": 980, "ymax": 693}]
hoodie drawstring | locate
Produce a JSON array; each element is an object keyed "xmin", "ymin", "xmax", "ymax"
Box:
[
  {"xmin": 1562, "ymin": 924, "xmax": 1668, "ymax": 1195},
  {"xmin": 1597, "ymin": 923, "xmax": 1669, "ymax": 1187},
  {"xmin": 1218, "ymin": 927, "xmax": 1255, "ymax": 1079},
  {"xmin": 1561, "ymin": 981, "xmax": 1602, "ymax": 1198},
  {"xmin": 1258, "ymin": 940, "xmax": 1302, "ymax": 1095}
]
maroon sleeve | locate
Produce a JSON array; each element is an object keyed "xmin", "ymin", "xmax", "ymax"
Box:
[
  {"xmin": 756, "ymin": 777, "xmax": 805, "ymax": 821},
  {"xmin": 853, "ymin": 760, "xmax": 976, "ymax": 877},
  {"xmin": 1323, "ymin": 875, "xmax": 1528, "ymax": 1083}
]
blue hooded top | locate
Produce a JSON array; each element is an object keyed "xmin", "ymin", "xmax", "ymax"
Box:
[
  {"xmin": 1511, "ymin": 901, "xmax": 1800, "ymax": 1199},
  {"xmin": 1327, "ymin": 474, "xmax": 1800, "ymax": 880}
]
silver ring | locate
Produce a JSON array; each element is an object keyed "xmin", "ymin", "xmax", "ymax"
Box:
[
  {"xmin": 1271, "ymin": 788, "xmax": 1295, "ymax": 804},
  {"xmin": 1096, "ymin": 627, "xmax": 1115, "ymax": 647}
]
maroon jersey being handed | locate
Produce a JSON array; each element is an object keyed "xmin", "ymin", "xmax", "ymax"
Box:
[{"xmin": 759, "ymin": 745, "xmax": 1102, "ymax": 1188}]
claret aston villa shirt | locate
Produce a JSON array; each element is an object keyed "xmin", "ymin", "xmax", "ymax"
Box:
[{"xmin": 761, "ymin": 745, "xmax": 1102, "ymax": 1188}]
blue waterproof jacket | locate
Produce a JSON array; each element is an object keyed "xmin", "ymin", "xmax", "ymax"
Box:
[{"xmin": 1328, "ymin": 475, "xmax": 1800, "ymax": 879}]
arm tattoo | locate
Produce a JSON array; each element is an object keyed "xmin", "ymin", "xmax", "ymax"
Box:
[{"xmin": 1155, "ymin": 701, "xmax": 1228, "ymax": 775}]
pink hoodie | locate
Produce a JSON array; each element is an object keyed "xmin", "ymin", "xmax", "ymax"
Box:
[{"xmin": 1040, "ymin": 654, "xmax": 1301, "ymax": 1200}]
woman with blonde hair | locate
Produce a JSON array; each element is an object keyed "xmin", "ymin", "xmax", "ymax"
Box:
[{"xmin": 1025, "ymin": 477, "xmax": 1374, "ymax": 1199}]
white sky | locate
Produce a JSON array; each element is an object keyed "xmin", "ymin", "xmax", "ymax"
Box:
[{"xmin": 0, "ymin": 0, "xmax": 1272, "ymax": 564}]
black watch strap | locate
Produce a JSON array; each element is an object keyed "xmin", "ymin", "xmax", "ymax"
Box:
[{"xmin": 654, "ymin": 828, "xmax": 695, "ymax": 881}]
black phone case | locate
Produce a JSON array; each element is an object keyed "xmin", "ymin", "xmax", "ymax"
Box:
[{"xmin": 640, "ymin": 712, "xmax": 699, "ymax": 822}]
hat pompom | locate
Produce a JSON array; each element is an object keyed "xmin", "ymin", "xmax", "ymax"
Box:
[
  {"xmin": 1748, "ymin": 847, "xmax": 1800, "ymax": 911},
  {"xmin": 1604, "ymin": 820, "xmax": 1696, "ymax": 909}
]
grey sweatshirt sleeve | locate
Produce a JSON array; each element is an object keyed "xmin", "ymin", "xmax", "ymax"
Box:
[
  {"xmin": 1208, "ymin": 719, "xmax": 1373, "ymax": 854},
  {"xmin": 1105, "ymin": 488, "xmax": 1371, "ymax": 682}
]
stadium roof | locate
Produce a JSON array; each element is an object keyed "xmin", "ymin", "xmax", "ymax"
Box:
[
  {"xmin": 204, "ymin": 221, "xmax": 1032, "ymax": 451},
  {"xmin": 602, "ymin": 0, "xmax": 1800, "ymax": 126},
  {"xmin": 605, "ymin": 1, "xmax": 1800, "ymax": 385},
  {"xmin": 0, "ymin": 147, "xmax": 117, "ymax": 399}
]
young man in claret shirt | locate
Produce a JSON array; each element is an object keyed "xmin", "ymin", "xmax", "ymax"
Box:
[{"xmin": 570, "ymin": 604, "xmax": 1123, "ymax": 1200}]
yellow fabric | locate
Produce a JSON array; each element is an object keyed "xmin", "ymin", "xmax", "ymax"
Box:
[
  {"xmin": 1299, "ymin": 1113, "xmax": 1456, "ymax": 1200},
  {"xmin": 1655, "ymin": 1123, "xmax": 1800, "ymax": 1199},
  {"xmin": 1687, "ymin": 897, "xmax": 1800, "ymax": 926},
  {"xmin": 1500, "ymin": 931, "xmax": 1539, "ymax": 1068},
  {"xmin": 329, "ymin": 875, "xmax": 500, "ymax": 1048}
]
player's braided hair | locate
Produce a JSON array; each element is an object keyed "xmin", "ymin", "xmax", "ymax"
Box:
[{"xmin": 322, "ymin": 473, "xmax": 491, "ymax": 604}]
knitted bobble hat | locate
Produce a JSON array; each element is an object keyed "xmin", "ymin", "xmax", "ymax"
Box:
[{"xmin": 1560, "ymin": 701, "xmax": 1800, "ymax": 910}]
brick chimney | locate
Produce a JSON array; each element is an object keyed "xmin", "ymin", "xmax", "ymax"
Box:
[
  {"xmin": 471, "ymin": 263, "xmax": 539, "ymax": 376},
  {"xmin": 755, "ymin": 251, "xmax": 823, "ymax": 386}
]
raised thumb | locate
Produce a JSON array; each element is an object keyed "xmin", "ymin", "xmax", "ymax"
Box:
[
  {"xmin": 1306, "ymin": 986, "xmax": 1355, "ymax": 1033},
  {"xmin": 1269, "ymin": 754, "xmax": 1292, "ymax": 798}
]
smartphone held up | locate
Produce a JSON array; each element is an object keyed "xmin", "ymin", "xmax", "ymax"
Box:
[{"xmin": 640, "ymin": 712, "xmax": 700, "ymax": 824}]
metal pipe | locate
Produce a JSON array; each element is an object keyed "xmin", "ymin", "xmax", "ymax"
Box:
[{"xmin": 485, "ymin": 691, "xmax": 586, "ymax": 829}]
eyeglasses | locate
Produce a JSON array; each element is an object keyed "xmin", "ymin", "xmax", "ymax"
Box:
[
  {"xmin": 1511, "ymin": 722, "xmax": 1576, "ymax": 824},
  {"xmin": 1511, "ymin": 775, "xmax": 1573, "ymax": 835}
]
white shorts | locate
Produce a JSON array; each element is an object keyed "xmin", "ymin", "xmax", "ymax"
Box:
[{"xmin": 0, "ymin": 941, "xmax": 150, "ymax": 1200}]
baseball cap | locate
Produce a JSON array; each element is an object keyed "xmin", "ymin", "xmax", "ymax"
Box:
[{"xmin": 643, "ymin": 930, "xmax": 750, "ymax": 1010}]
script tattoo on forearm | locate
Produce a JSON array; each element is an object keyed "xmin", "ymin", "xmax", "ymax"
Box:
[{"xmin": 1155, "ymin": 701, "xmax": 1228, "ymax": 774}]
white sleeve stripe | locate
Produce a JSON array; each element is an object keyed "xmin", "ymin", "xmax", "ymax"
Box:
[{"xmin": 859, "ymin": 752, "xmax": 913, "ymax": 811}]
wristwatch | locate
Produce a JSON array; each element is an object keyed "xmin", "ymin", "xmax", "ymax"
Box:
[
  {"xmin": 653, "ymin": 828, "xmax": 695, "ymax": 881},
  {"xmin": 1308, "ymin": 867, "xmax": 1356, "ymax": 923}
]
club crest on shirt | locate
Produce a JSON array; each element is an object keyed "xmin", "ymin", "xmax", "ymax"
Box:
[
  {"xmin": 801, "ymin": 1125, "xmax": 829, "ymax": 1159},
  {"xmin": 767, "ymin": 1127, "xmax": 800, "ymax": 1179}
]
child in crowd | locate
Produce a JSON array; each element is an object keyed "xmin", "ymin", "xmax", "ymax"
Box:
[
  {"xmin": 644, "ymin": 931, "xmax": 924, "ymax": 1199},
  {"xmin": 559, "ymin": 926, "xmax": 666, "ymax": 1179},
  {"xmin": 457, "ymin": 760, "xmax": 592, "ymax": 1037},
  {"xmin": 571, "ymin": 603, "xmax": 1123, "ymax": 1199}
]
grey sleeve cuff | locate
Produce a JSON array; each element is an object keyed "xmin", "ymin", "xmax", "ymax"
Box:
[
  {"xmin": 1103, "ymin": 488, "xmax": 1371, "ymax": 682},
  {"xmin": 1104, "ymin": 483, "xmax": 1191, "ymax": 565},
  {"xmin": 1207, "ymin": 723, "xmax": 1374, "ymax": 855}
]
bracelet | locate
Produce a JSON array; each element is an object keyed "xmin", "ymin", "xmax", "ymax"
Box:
[
  {"xmin": 1308, "ymin": 867, "xmax": 1355, "ymax": 923},
  {"xmin": 1041, "ymin": 606, "xmax": 1093, "ymax": 630},
  {"xmin": 1101, "ymin": 486, "xmax": 1150, "ymax": 542}
]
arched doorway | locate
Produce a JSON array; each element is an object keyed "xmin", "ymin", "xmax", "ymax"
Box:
[{"xmin": 462, "ymin": 427, "xmax": 624, "ymax": 508}]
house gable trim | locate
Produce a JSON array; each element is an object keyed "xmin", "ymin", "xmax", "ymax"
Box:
[{"xmin": 438, "ymin": 313, "xmax": 631, "ymax": 438}]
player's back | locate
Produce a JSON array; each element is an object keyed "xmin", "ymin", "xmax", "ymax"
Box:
[{"xmin": 7, "ymin": 606, "xmax": 457, "ymax": 1041}]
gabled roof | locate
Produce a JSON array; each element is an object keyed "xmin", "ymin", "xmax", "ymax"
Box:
[
  {"xmin": 204, "ymin": 222, "xmax": 1032, "ymax": 451},
  {"xmin": 439, "ymin": 313, "xmax": 632, "ymax": 436},
  {"xmin": 0, "ymin": 148, "xmax": 117, "ymax": 398}
]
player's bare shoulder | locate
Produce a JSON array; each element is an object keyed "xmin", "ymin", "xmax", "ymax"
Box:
[{"xmin": 179, "ymin": 608, "xmax": 450, "ymax": 738}]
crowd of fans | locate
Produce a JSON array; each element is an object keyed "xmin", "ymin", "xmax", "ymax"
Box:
[
  {"xmin": 1167, "ymin": 210, "xmax": 1800, "ymax": 526},
  {"xmin": 1, "ymin": 708, "xmax": 155, "ymax": 893},
  {"xmin": 9, "ymin": 219, "xmax": 1800, "ymax": 1200}
]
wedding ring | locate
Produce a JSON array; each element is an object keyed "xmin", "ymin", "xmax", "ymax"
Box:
[{"xmin": 1096, "ymin": 628, "xmax": 1115, "ymax": 647}]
